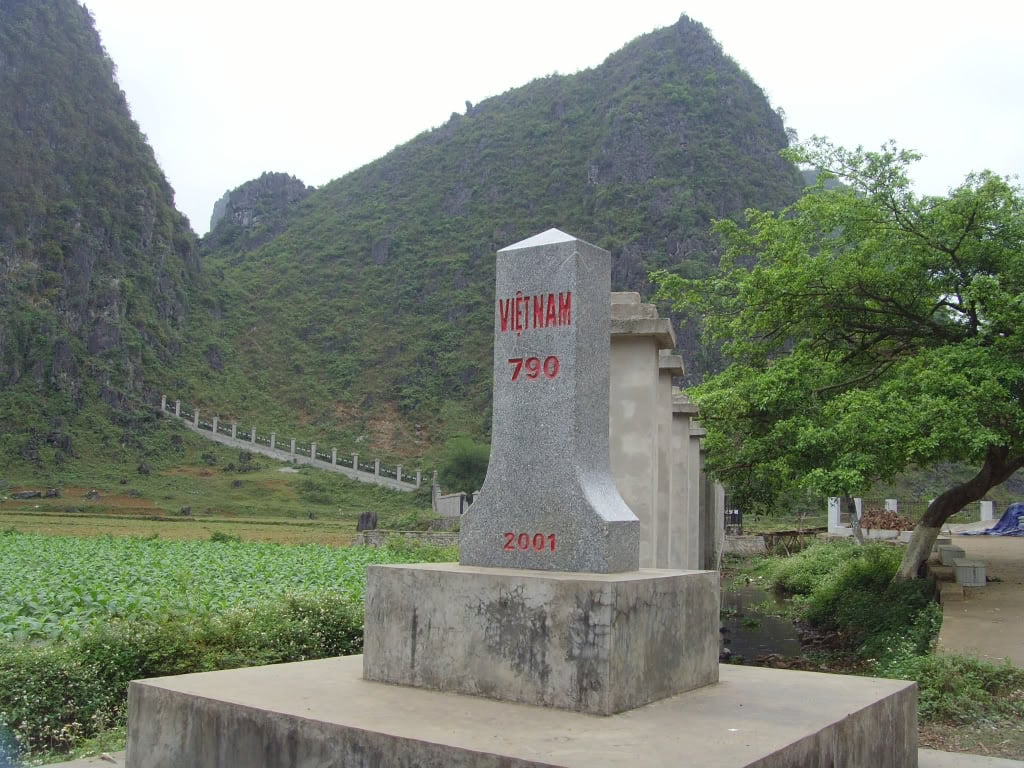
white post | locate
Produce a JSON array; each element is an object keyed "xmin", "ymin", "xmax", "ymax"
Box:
[
  {"xmin": 353, "ymin": 454, "xmax": 359, "ymax": 472},
  {"xmin": 374, "ymin": 459, "xmax": 380, "ymax": 477},
  {"xmin": 332, "ymin": 448, "xmax": 337, "ymax": 465},
  {"xmin": 289, "ymin": 438, "xmax": 296, "ymax": 455},
  {"xmin": 397, "ymin": 465, "xmax": 403, "ymax": 482},
  {"xmin": 270, "ymin": 433, "xmax": 276, "ymax": 450},
  {"xmin": 311, "ymin": 442, "xmax": 317, "ymax": 460},
  {"xmin": 250, "ymin": 427, "xmax": 257, "ymax": 445},
  {"xmin": 212, "ymin": 416, "xmax": 219, "ymax": 434},
  {"xmin": 981, "ymin": 500, "xmax": 995, "ymax": 522},
  {"xmin": 416, "ymin": 470, "xmax": 422, "ymax": 488},
  {"xmin": 175, "ymin": 399, "xmax": 181, "ymax": 416},
  {"xmin": 231, "ymin": 423, "xmax": 237, "ymax": 439},
  {"xmin": 193, "ymin": 408, "xmax": 200, "ymax": 427},
  {"xmin": 828, "ymin": 497, "xmax": 841, "ymax": 533},
  {"xmin": 160, "ymin": 395, "xmax": 167, "ymax": 411}
]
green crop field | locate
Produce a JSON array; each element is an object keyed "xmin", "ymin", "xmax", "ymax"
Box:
[{"xmin": 0, "ymin": 532, "xmax": 453, "ymax": 643}]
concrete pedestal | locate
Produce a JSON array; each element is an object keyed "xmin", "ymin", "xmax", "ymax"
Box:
[
  {"xmin": 363, "ymin": 564, "xmax": 719, "ymax": 715},
  {"xmin": 125, "ymin": 655, "xmax": 918, "ymax": 768}
]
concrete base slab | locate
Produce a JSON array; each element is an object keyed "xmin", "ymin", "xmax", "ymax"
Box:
[
  {"xmin": 363, "ymin": 563, "xmax": 719, "ymax": 714},
  {"xmin": 927, "ymin": 562, "xmax": 954, "ymax": 581},
  {"xmin": 939, "ymin": 582, "xmax": 965, "ymax": 603},
  {"xmin": 126, "ymin": 655, "xmax": 917, "ymax": 768}
]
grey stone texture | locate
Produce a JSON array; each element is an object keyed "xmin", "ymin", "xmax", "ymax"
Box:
[
  {"xmin": 460, "ymin": 229, "xmax": 639, "ymax": 573},
  {"xmin": 125, "ymin": 656, "xmax": 919, "ymax": 768},
  {"xmin": 362, "ymin": 563, "xmax": 719, "ymax": 715}
]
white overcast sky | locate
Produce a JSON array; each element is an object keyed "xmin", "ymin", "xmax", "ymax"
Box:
[{"xmin": 83, "ymin": 0, "xmax": 1024, "ymax": 236}]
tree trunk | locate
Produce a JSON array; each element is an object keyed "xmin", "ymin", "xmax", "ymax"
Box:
[
  {"xmin": 895, "ymin": 446, "xmax": 1024, "ymax": 580},
  {"xmin": 845, "ymin": 495, "xmax": 865, "ymax": 545}
]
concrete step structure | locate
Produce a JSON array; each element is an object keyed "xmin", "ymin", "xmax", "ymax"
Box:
[
  {"xmin": 125, "ymin": 656, "xmax": 917, "ymax": 768},
  {"xmin": 954, "ymin": 558, "xmax": 987, "ymax": 587},
  {"xmin": 48, "ymin": 747, "xmax": 1024, "ymax": 768}
]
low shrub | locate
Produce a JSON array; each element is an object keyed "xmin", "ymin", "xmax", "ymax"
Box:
[
  {"xmin": 380, "ymin": 535, "xmax": 458, "ymax": 562},
  {"xmin": 756, "ymin": 538, "xmax": 861, "ymax": 596},
  {"xmin": 0, "ymin": 592, "xmax": 363, "ymax": 760},
  {"xmin": 879, "ymin": 652, "xmax": 1024, "ymax": 724},
  {"xmin": 760, "ymin": 540, "xmax": 941, "ymax": 665}
]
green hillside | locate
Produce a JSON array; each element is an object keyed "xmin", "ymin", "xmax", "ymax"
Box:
[
  {"xmin": 0, "ymin": 0, "xmax": 200, "ymax": 473},
  {"xmin": 185, "ymin": 15, "xmax": 803, "ymax": 457},
  {"xmin": 0, "ymin": 7, "xmax": 803, "ymax": 477}
]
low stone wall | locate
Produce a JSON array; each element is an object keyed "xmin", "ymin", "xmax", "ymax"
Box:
[
  {"xmin": 352, "ymin": 531, "xmax": 460, "ymax": 548},
  {"xmin": 723, "ymin": 535, "xmax": 767, "ymax": 556}
]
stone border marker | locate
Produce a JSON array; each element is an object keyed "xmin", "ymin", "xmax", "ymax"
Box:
[{"xmin": 460, "ymin": 228, "xmax": 639, "ymax": 573}]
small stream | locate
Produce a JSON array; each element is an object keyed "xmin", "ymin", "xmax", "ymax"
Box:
[{"xmin": 719, "ymin": 584, "xmax": 802, "ymax": 663}]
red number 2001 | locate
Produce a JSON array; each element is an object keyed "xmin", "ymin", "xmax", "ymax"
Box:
[{"xmin": 503, "ymin": 532, "xmax": 557, "ymax": 552}]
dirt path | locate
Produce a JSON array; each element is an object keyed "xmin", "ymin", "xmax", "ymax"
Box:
[{"xmin": 937, "ymin": 533, "xmax": 1024, "ymax": 666}]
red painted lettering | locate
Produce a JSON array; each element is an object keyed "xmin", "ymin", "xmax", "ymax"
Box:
[
  {"xmin": 496, "ymin": 291, "xmax": 573, "ymax": 334},
  {"xmin": 508, "ymin": 358, "xmax": 524, "ymax": 381},
  {"xmin": 558, "ymin": 292, "xmax": 571, "ymax": 326},
  {"xmin": 499, "ymin": 299, "xmax": 512, "ymax": 332},
  {"xmin": 502, "ymin": 532, "xmax": 558, "ymax": 552},
  {"xmin": 543, "ymin": 355, "xmax": 560, "ymax": 379},
  {"xmin": 509, "ymin": 356, "xmax": 560, "ymax": 382},
  {"xmin": 533, "ymin": 295, "xmax": 545, "ymax": 328}
]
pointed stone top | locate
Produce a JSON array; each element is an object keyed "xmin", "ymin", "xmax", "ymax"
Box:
[{"xmin": 499, "ymin": 228, "xmax": 576, "ymax": 252}]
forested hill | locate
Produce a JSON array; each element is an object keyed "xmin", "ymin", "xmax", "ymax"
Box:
[
  {"xmin": 191, "ymin": 15, "xmax": 804, "ymax": 454},
  {"xmin": 0, "ymin": 8, "xmax": 804, "ymax": 472},
  {"xmin": 0, "ymin": 1, "xmax": 199, "ymax": 466}
]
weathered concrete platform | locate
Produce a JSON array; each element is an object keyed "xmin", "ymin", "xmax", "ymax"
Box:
[
  {"xmin": 126, "ymin": 655, "xmax": 917, "ymax": 767},
  {"xmin": 363, "ymin": 563, "xmax": 719, "ymax": 714}
]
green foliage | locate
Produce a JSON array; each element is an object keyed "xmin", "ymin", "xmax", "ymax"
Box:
[
  {"xmin": 0, "ymin": 533, "xmax": 442, "ymax": 643},
  {"xmin": 178, "ymin": 14, "xmax": 802, "ymax": 451},
  {"xmin": 0, "ymin": 0, "xmax": 198, "ymax": 429},
  {"xmin": 878, "ymin": 653, "xmax": 1024, "ymax": 724},
  {"xmin": 380, "ymin": 535, "xmax": 458, "ymax": 562},
  {"xmin": 439, "ymin": 436, "xmax": 490, "ymax": 494},
  {"xmin": 208, "ymin": 530, "xmax": 241, "ymax": 543},
  {"xmin": 653, "ymin": 138, "xmax": 1024, "ymax": 527},
  {"xmin": 1, "ymin": 8, "xmax": 807, "ymax": 481},
  {"xmin": 758, "ymin": 540, "xmax": 940, "ymax": 664},
  {"xmin": 0, "ymin": 594, "xmax": 363, "ymax": 757},
  {"xmin": 756, "ymin": 539, "xmax": 861, "ymax": 595},
  {"xmin": 0, "ymin": 535, "xmax": 457, "ymax": 759}
]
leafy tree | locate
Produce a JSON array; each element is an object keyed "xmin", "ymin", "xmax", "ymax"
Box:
[
  {"xmin": 439, "ymin": 436, "xmax": 490, "ymax": 495},
  {"xmin": 654, "ymin": 138, "xmax": 1024, "ymax": 580}
]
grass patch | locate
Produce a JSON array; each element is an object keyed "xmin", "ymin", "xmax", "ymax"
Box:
[{"xmin": 0, "ymin": 421, "xmax": 434, "ymax": 526}]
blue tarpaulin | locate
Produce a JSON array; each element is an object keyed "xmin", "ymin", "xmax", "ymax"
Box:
[{"xmin": 963, "ymin": 502, "xmax": 1024, "ymax": 536}]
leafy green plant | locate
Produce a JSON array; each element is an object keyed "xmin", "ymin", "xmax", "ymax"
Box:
[
  {"xmin": 758, "ymin": 540, "xmax": 940, "ymax": 665},
  {"xmin": 0, "ymin": 533, "xmax": 451, "ymax": 643},
  {"xmin": 0, "ymin": 536, "xmax": 457, "ymax": 759},
  {"xmin": 438, "ymin": 436, "xmax": 490, "ymax": 495},
  {"xmin": 879, "ymin": 653, "xmax": 1024, "ymax": 724}
]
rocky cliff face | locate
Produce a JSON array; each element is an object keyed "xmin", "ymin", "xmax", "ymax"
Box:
[
  {"xmin": 206, "ymin": 172, "xmax": 310, "ymax": 253},
  {"xmin": 0, "ymin": 1, "xmax": 199, "ymax": 412}
]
